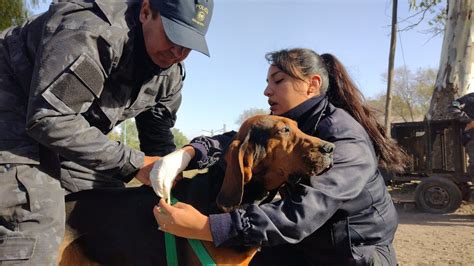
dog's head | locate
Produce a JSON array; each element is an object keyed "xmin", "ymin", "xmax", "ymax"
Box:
[{"xmin": 216, "ymin": 115, "xmax": 334, "ymax": 212}]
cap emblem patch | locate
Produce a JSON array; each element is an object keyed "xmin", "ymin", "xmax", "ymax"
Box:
[{"xmin": 192, "ymin": 4, "xmax": 208, "ymax": 27}]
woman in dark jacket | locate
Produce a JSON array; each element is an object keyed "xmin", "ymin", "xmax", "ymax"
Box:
[{"xmin": 151, "ymin": 48, "xmax": 407, "ymax": 265}]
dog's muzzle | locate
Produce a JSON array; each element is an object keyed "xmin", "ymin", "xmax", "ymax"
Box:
[{"xmin": 305, "ymin": 142, "xmax": 335, "ymax": 176}]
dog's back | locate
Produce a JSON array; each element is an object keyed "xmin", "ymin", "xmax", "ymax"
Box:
[
  {"xmin": 60, "ymin": 186, "xmax": 167, "ymax": 265},
  {"xmin": 58, "ymin": 169, "xmax": 255, "ymax": 266}
]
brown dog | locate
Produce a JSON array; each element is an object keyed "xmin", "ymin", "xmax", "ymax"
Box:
[{"xmin": 58, "ymin": 115, "xmax": 334, "ymax": 265}]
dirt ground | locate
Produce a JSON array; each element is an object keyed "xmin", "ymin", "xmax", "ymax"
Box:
[{"xmin": 390, "ymin": 187, "xmax": 474, "ymax": 266}]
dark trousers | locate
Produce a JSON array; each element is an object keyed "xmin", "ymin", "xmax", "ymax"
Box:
[
  {"xmin": 0, "ymin": 38, "xmax": 65, "ymax": 264},
  {"xmin": 0, "ymin": 164, "xmax": 65, "ymax": 265},
  {"xmin": 0, "ymin": 161, "xmax": 124, "ymax": 265},
  {"xmin": 250, "ymin": 243, "xmax": 397, "ymax": 266}
]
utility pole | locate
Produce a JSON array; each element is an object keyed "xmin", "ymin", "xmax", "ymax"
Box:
[
  {"xmin": 202, "ymin": 124, "xmax": 227, "ymax": 136},
  {"xmin": 385, "ymin": 0, "xmax": 398, "ymax": 137}
]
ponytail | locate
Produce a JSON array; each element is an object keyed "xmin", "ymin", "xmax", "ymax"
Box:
[{"xmin": 321, "ymin": 54, "xmax": 407, "ymax": 173}]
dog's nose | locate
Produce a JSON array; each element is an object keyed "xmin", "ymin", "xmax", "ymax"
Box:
[{"xmin": 319, "ymin": 143, "xmax": 334, "ymax": 154}]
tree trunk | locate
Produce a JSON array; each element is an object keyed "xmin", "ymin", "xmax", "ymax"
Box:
[
  {"xmin": 427, "ymin": 0, "xmax": 473, "ymax": 120},
  {"xmin": 426, "ymin": 0, "xmax": 473, "ymax": 172}
]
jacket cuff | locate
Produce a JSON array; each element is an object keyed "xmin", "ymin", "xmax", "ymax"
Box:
[
  {"xmin": 115, "ymin": 148, "xmax": 144, "ymax": 182},
  {"xmin": 209, "ymin": 213, "xmax": 237, "ymax": 247},
  {"xmin": 186, "ymin": 143, "xmax": 206, "ymax": 169}
]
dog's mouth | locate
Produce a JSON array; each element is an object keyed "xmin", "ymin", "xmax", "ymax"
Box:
[
  {"xmin": 314, "ymin": 161, "xmax": 333, "ymax": 176},
  {"xmin": 305, "ymin": 153, "xmax": 333, "ymax": 176}
]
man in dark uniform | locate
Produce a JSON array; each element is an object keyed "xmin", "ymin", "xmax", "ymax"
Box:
[
  {"xmin": 451, "ymin": 92, "xmax": 474, "ymax": 181},
  {"xmin": 0, "ymin": 0, "xmax": 213, "ymax": 264}
]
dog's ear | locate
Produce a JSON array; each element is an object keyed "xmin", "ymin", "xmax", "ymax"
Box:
[{"xmin": 216, "ymin": 134, "xmax": 254, "ymax": 212}]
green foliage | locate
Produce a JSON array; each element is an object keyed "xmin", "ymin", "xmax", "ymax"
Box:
[
  {"xmin": 236, "ymin": 108, "xmax": 269, "ymax": 125},
  {"xmin": 172, "ymin": 128, "xmax": 189, "ymax": 148},
  {"xmin": 409, "ymin": 0, "xmax": 442, "ymax": 9},
  {"xmin": 107, "ymin": 119, "xmax": 140, "ymax": 150},
  {"xmin": 0, "ymin": 0, "xmax": 43, "ymax": 30},
  {"xmin": 0, "ymin": 0, "xmax": 28, "ymax": 30},
  {"xmin": 373, "ymin": 66, "xmax": 437, "ymax": 122},
  {"xmin": 122, "ymin": 119, "xmax": 140, "ymax": 149},
  {"xmin": 107, "ymin": 130, "xmax": 121, "ymax": 142},
  {"xmin": 107, "ymin": 119, "xmax": 189, "ymax": 150},
  {"xmin": 406, "ymin": 0, "xmax": 446, "ymax": 36}
]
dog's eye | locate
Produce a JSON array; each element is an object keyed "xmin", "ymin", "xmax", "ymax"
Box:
[{"xmin": 278, "ymin": 126, "xmax": 291, "ymax": 135}]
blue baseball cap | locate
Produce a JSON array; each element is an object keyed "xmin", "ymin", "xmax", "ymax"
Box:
[{"xmin": 155, "ymin": 0, "xmax": 213, "ymax": 56}]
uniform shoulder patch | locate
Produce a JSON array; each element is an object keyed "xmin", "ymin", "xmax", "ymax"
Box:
[
  {"xmin": 70, "ymin": 54, "xmax": 105, "ymax": 97},
  {"xmin": 45, "ymin": 54, "xmax": 105, "ymax": 113},
  {"xmin": 48, "ymin": 72, "xmax": 94, "ymax": 113}
]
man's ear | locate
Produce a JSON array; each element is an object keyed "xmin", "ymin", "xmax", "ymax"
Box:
[
  {"xmin": 308, "ymin": 74, "xmax": 322, "ymax": 95},
  {"xmin": 139, "ymin": 0, "xmax": 151, "ymax": 23}
]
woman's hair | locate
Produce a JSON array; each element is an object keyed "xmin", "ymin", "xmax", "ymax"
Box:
[{"xmin": 265, "ymin": 48, "xmax": 407, "ymax": 173}]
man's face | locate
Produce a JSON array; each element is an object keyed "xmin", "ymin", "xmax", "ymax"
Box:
[{"xmin": 140, "ymin": 0, "xmax": 191, "ymax": 68}]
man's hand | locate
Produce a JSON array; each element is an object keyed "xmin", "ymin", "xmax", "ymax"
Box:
[
  {"xmin": 150, "ymin": 147, "xmax": 195, "ymax": 203},
  {"xmin": 135, "ymin": 156, "xmax": 161, "ymax": 185},
  {"xmin": 153, "ymin": 199, "xmax": 212, "ymax": 241}
]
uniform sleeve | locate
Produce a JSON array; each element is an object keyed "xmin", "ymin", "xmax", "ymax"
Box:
[
  {"xmin": 209, "ymin": 126, "xmax": 377, "ymax": 247},
  {"xmin": 186, "ymin": 131, "xmax": 236, "ymax": 169},
  {"xmin": 135, "ymin": 81, "xmax": 182, "ymax": 157},
  {"xmin": 25, "ymin": 22, "xmax": 143, "ymax": 181}
]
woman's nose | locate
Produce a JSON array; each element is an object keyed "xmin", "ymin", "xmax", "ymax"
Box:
[{"xmin": 264, "ymin": 85, "xmax": 272, "ymax": 96}]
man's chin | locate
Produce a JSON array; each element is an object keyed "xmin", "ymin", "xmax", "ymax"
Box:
[
  {"xmin": 152, "ymin": 58, "xmax": 174, "ymax": 69},
  {"xmin": 155, "ymin": 62, "xmax": 173, "ymax": 69}
]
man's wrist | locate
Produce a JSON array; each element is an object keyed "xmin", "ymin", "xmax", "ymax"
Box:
[{"xmin": 116, "ymin": 149, "xmax": 145, "ymax": 182}]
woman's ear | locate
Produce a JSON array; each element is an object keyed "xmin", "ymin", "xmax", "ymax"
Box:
[{"xmin": 308, "ymin": 75, "xmax": 322, "ymax": 96}]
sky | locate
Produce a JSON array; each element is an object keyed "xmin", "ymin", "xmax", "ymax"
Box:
[{"xmin": 32, "ymin": 0, "xmax": 443, "ymax": 139}]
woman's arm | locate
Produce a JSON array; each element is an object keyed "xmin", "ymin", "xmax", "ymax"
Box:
[{"xmin": 186, "ymin": 131, "xmax": 237, "ymax": 170}]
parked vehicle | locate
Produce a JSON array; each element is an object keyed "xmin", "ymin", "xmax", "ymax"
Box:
[{"xmin": 388, "ymin": 119, "xmax": 472, "ymax": 213}]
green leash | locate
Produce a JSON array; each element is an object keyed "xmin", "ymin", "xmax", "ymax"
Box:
[
  {"xmin": 164, "ymin": 196, "xmax": 216, "ymax": 266},
  {"xmin": 164, "ymin": 231, "xmax": 179, "ymax": 266},
  {"xmin": 187, "ymin": 239, "xmax": 216, "ymax": 266}
]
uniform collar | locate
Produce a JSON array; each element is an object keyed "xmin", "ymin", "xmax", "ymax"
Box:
[
  {"xmin": 95, "ymin": 0, "xmax": 135, "ymax": 27},
  {"xmin": 281, "ymin": 94, "xmax": 329, "ymax": 135},
  {"xmin": 282, "ymin": 94, "xmax": 326, "ymax": 121}
]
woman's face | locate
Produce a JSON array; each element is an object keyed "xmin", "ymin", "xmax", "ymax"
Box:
[{"xmin": 264, "ymin": 65, "xmax": 317, "ymax": 115}]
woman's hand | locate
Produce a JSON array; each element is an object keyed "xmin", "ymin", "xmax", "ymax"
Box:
[{"xmin": 153, "ymin": 199, "xmax": 213, "ymax": 242}]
